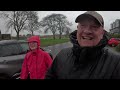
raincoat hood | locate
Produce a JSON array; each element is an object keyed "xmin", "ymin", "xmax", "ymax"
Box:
[
  {"xmin": 28, "ymin": 36, "xmax": 40, "ymax": 48},
  {"xmin": 69, "ymin": 30, "xmax": 109, "ymax": 65}
]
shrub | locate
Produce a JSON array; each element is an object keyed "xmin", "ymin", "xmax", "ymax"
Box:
[{"xmin": 110, "ymin": 33, "xmax": 120, "ymax": 38}]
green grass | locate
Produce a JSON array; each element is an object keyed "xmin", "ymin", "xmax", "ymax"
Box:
[
  {"xmin": 11, "ymin": 36, "xmax": 70, "ymax": 47},
  {"xmin": 40, "ymin": 38, "xmax": 70, "ymax": 47}
]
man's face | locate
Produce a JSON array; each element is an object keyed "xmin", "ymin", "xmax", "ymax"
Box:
[
  {"xmin": 28, "ymin": 41, "xmax": 38, "ymax": 50},
  {"xmin": 77, "ymin": 20, "xmax": 104, "ymax": 47}
]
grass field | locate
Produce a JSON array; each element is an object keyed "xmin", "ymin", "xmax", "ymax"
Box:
[
  {"xmin": 40, "ymin": 38, "xmax": 70, "ymax": 47},
  {"xmin": 11, "ymin": 35, "xmax": 70, "ymax": 47}
]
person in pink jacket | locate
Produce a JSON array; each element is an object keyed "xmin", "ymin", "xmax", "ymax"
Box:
[{"xmin": 20, "ymin": 36, "xmax": 52, "ymax": 79}]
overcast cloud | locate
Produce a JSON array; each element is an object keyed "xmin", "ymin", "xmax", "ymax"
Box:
[{"xmin": 1, "ymin": 11, "xmax": 120, "ymax": 36}]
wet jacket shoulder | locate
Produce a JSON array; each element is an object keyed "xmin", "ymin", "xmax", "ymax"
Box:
[
  {"xmin": 45, "ymin": 47, "xmax": 73, "ymax": 79},
  {"xmin": 46, "ymin": 47, "xmax": 120, "ymax": 79},
  {"xmin": 104, "ymin": 48, "xmax": 120, "ymax": 79}
]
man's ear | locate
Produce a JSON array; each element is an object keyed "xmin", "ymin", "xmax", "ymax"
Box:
[{"xmin": 100, "ymin": 28, "xmax": 105, "ymax": 39}]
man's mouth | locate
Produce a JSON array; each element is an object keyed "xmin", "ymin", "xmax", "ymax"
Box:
[{"xmin": 82, "ymin": 36, "xmax": 93, "ymax": 40}]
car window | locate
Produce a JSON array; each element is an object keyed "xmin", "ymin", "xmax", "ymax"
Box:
[
  {"xmin": 0, "ymin": 44, "xmax": 20, "ymax": 57},
  {"xmin": 20, "ymin": 42, "xmax": 29, "ymax": 53}
]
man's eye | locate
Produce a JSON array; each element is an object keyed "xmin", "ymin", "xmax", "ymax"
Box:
[{"xmin": 92, "ymin": 26, "xmax": 99, "ymax": 28}]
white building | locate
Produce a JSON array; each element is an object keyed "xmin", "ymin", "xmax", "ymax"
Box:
[{"xmin": 110, "ymin": 19, "xmax": 120, "ymax": 34}]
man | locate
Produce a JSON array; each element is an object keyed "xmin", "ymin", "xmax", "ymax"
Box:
[
  {"xmin": 45, "ymin": 11, "xmax": 120, "ymax": 79},
  {"xmin": 20, "ymin": 36, "xmax": 52, "ymax": 79}
]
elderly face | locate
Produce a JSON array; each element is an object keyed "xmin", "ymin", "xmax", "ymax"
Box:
[
  {"xmin": 28, "ymin": 41, "xmax": 38, "ymax": 50},
  {"xmin": 77, "ymin": 20, "xmax": 104, "ymax": 47}
]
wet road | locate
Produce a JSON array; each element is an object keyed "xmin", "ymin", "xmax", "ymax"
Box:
[{"xmin": 43, "ymin": 42, "xmax": 73, "ymax": 58}]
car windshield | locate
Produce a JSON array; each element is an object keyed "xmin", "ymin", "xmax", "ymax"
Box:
[{"xmin": 0, "ymin": 44, "xmax": 20, "ymax": 57}]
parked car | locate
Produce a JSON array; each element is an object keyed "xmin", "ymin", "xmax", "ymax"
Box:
[
  {"xmin": 0, "ymin": 40, "xmax": 52, "ymax": 79},
  {"xmin": 108, "ymin": 38, "xmax": 120, "ymax": 47}
]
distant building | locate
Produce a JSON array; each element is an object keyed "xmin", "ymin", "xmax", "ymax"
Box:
[
  {"xmin": 110, "ymin": 19, "xmax": 120, "ymax": 34},
  {"xmin": 0, "ymin": 31, "xmax": 11, "ymax": 40}
]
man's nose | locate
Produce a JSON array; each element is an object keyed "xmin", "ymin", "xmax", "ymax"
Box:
[{"xmin": 83, "ymin": 26, "xmax": 92, "ymax": 34}]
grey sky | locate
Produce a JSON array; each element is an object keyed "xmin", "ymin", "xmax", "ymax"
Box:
[
  {"xmin": 1, "ymin": 11, "xmax": 120, "ymax": 36},
  {"xmin": 38, "ymin": 11, "xmax": 120, "ymax": 32}
]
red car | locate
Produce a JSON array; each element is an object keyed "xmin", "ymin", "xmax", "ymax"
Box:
[{"xmin": 108, "ymin": 38, "xmax": 120, "ymax": 47}]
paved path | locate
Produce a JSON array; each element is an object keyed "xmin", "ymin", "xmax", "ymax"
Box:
[{"xmin": 43, "ymin": 42, "xmax": 73, "ymax": 58}]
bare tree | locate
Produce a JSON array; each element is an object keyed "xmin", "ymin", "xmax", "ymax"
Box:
[
  {"xmin": 40, "ymin": 14, "xmax": 58, "ymax": 39},
  {"xmin": 40, "ymin": 13, "xmax": 72, "ymax": 39},
  {"xmin": 23, "ymin": 11, "xmax": 40, "ymax": 36},
  {"xmin": 64, "ymin": 27, "xmax": 72, "ymax": 37},
  {"xmin": 0, "ymin": 11, "xmax": 39, "ymax": 40},
  {"xmin": 55, "ymin": 14, "xmax": 72, "ymax": 39}
]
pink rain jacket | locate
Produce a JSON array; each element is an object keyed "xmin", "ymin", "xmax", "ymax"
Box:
[{"xmin": 20, "ymin": 36, "xmax": 52, "ymax": 79}]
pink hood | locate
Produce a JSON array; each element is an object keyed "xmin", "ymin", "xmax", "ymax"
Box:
[{"xmin": 28, "ymin": 36, "xmax": 40, "ymax": 47}]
